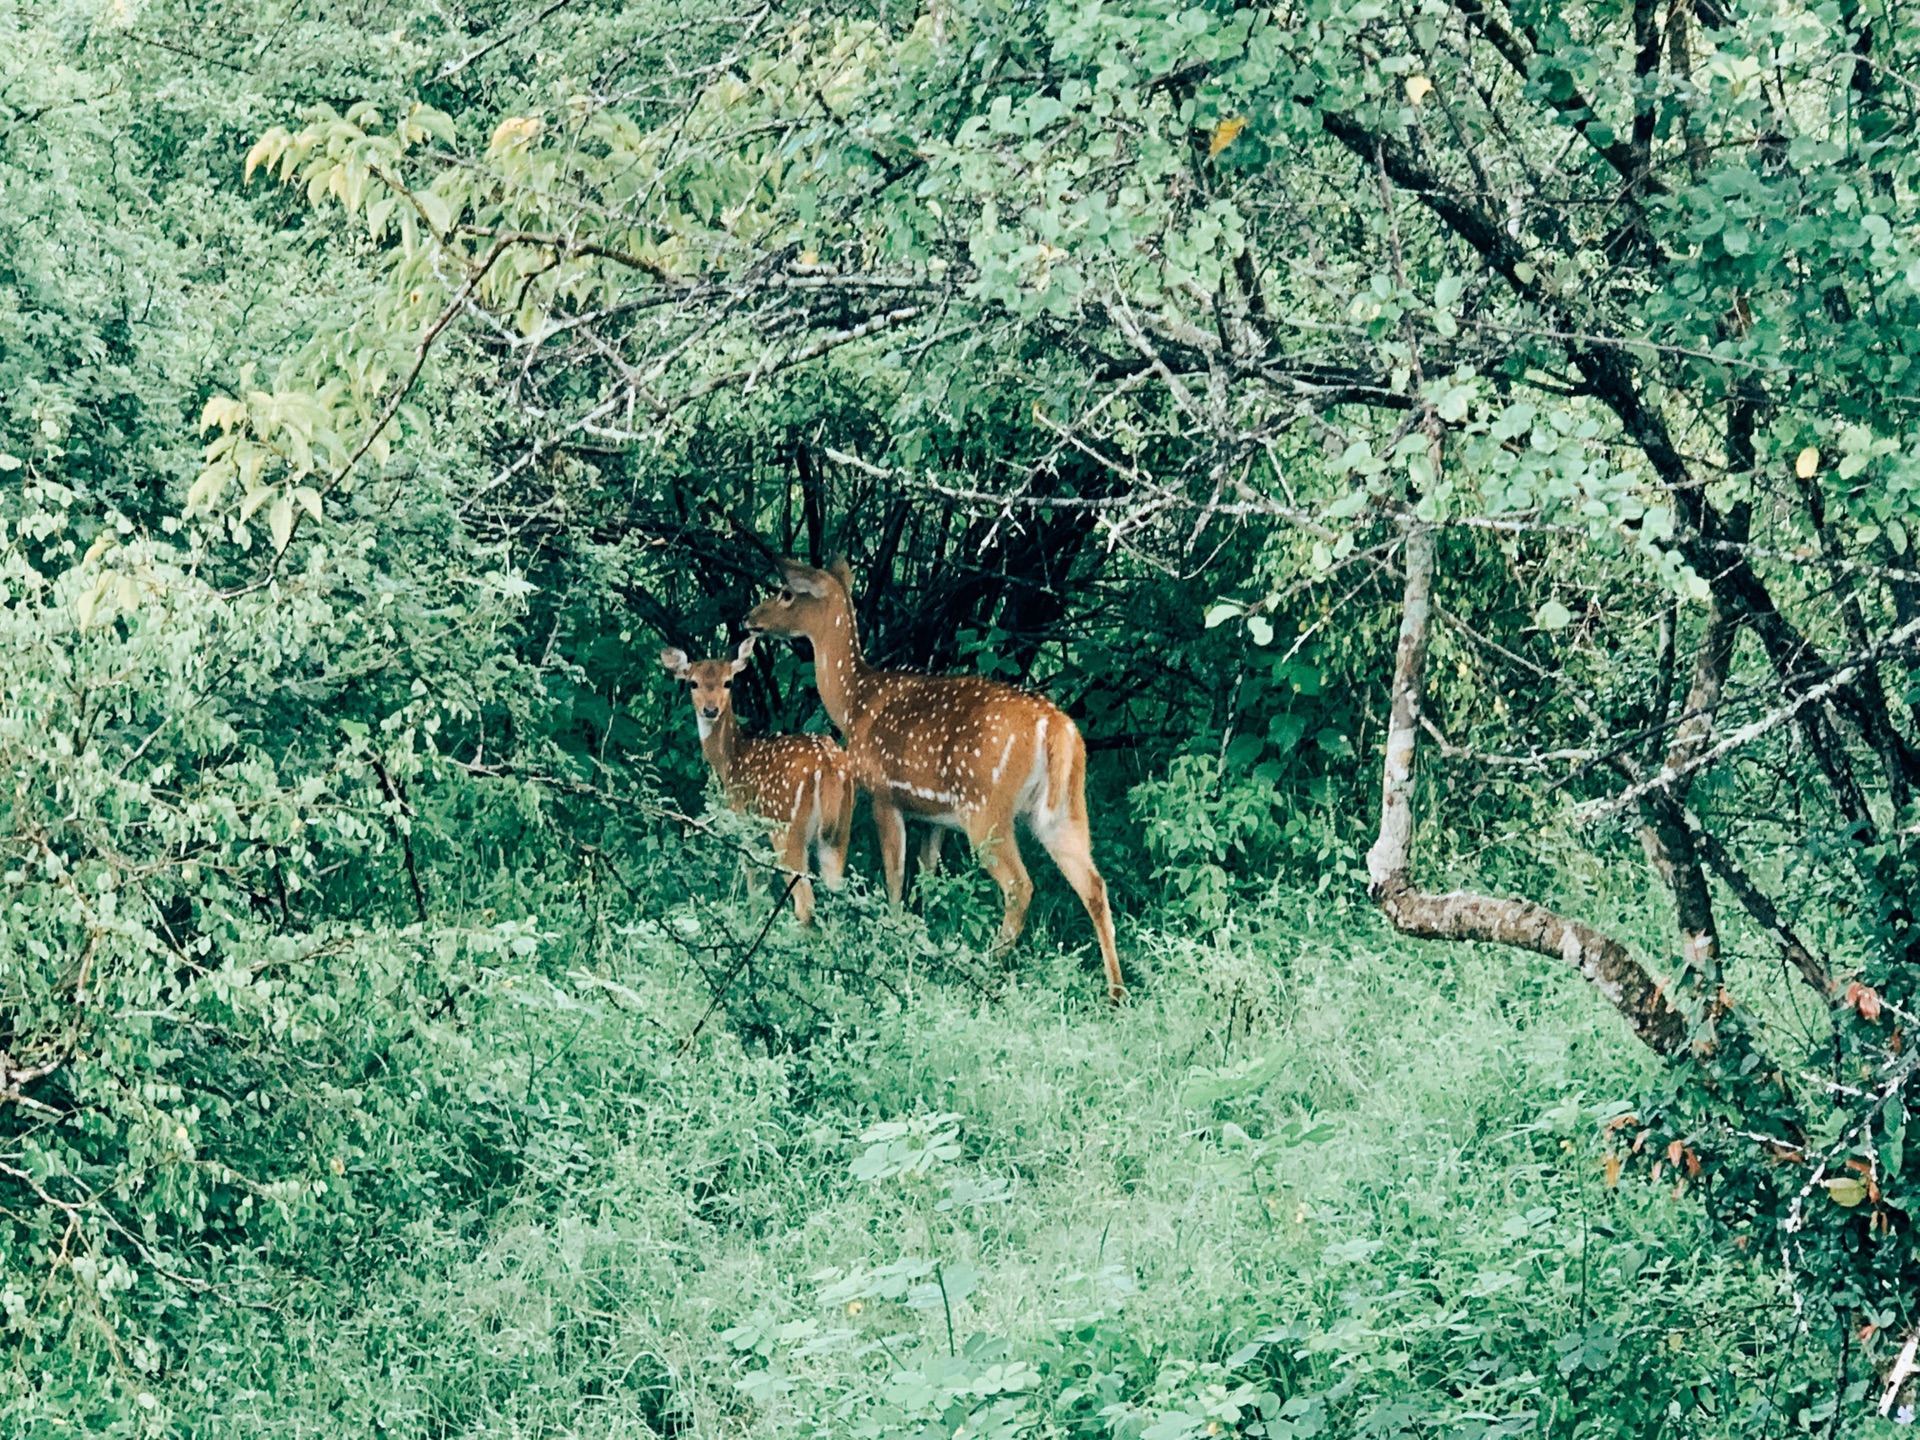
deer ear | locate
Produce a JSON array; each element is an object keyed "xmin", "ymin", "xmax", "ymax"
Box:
[
  {"xmin": 827, "ymin": 554, "xmax": 855, "ymax": 595},
  {"xmin": 779, "ymin": 560, "xmax": 828, "ymax": 597},
  {"xmin": 731, "ymin": 634, "xmax": 757, "ymax": 672},
  {"xmin": 659, "ymin": 646, "xmax": 691, "ymax": 678}
]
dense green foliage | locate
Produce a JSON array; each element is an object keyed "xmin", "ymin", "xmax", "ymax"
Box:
[{"xmin": 11, "ymin": 0, "xmax": 1920, "ymax": 1430}]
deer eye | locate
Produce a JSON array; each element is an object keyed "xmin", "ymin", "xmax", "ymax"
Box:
[
  {"xmin": 778, "ymin": 589, "xmax": 793, "ymax": 602},
  {"xmin": 721, "ymin": 680, "xmax": 732, "ymax": 689}
]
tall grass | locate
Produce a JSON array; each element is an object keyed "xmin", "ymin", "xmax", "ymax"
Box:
[{"xmin": 163, "ymin": 880, "xmax": 1795, "ymax": 1439}]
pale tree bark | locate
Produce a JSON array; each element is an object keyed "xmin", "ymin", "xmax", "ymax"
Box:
[{"xmin": 1365, "ymin": 490, "xmax": 1690, "ymax": 1055}]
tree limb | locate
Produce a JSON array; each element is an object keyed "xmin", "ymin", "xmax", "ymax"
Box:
[
  {"xmin": 1315, "ymin": 106, "xmax": 1880, "ymax": 826},
  {"xmin": 1365, "ymin": 439, "xmax": 1689, "ymax": 1055},
  {"xmin": 1635, "ymin": 597, "xmax": 1737, "ymax": 987}
]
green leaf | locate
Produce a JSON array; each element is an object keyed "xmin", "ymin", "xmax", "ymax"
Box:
[
  {"xmin": 1537, "ymin": 600, "xmax": 1573, "ymax": 630},
  {"xmin": 1825, "ymin": 1176, "xmax": 1868, "ymax": 1207},
  {"xmin": 1491, "ymin": 403, "xmax": 1536, "ymax": 440},
  {"xmin": 1328, "ymin": 487, "xmax": 1370, "ymax": 519},
  {"xmin": 1204, "ymin": 602, "xmax": 1241, "ymax": 628},
  {"xmin": 269, "ymin": 494, "xmax": 295, "ymax": 553},
  {"xmin": 410, "ymin": 105, "xmax": 457, "ymax": 145},
  {"xmin": 936, "ymin": 1261, "xmax": 980, "ymax": 1304},
  {"xmin": 415, "ymin": 190, "xmax": 452, "ymax": 236}
]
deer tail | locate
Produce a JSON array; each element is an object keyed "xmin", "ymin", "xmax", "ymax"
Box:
[
  {"xmin": 820, "ymin": 753, "xmax": 854, "ymax": 887},
  {"xmin": 830, "ymin": 763, "xmax": 855, "ymax": 852},
  {"xmin": 1041, "ymin": 710, "xmax": 1086, "ymax": 833}
]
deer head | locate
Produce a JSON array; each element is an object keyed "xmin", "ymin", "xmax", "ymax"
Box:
[
  {"xmin": 743, "ymin": 558, "xmax": 855, "ymax": 643},
  {"xmin": 659, "ymin": 635, "xmax": 755, "ymax": 739},
  {"xmin": 744, "ymin": 558, "xmax": 869, "ymax": 731}
]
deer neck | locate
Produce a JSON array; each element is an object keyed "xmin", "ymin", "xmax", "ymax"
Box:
[
  {"xmin": 807, "ymin": 603, "xmax": 877, "ymax": 732},
  {"xmin": 699, "ymin": 708, "xmax": 738, "ymax": 784}
]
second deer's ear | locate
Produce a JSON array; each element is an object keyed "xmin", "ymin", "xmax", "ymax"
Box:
[
  {"xmin": 731, "ymin": 634, "xmax": 757, "ymax": 673},
  {"xmin": 659, "ymin": 646, "xmax": 691, "ymax": 678},
  {"xmin": 779, "ymin": 560, "xmax": 828, "ymax": 596},
  {"xmin": 827, "ymin": 554, "xmax": 855, "ymax": 595}
]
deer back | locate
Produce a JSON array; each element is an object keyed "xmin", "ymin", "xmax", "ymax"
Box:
[
  {"xmin": 728, "ymin": 732, "xmax": 850, "ymax": 828},
  {"xmin": 848, "ymin": 672, "xmax": 1066, "ymax": 822}
]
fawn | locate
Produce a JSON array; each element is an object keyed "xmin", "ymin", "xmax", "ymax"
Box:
[{"xmin": 660, "ymin": 636, "xmax": 854, "ymax": 926}]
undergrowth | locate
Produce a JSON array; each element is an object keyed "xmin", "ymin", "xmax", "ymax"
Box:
[{"xmin": 154, "ymin": 886, "xmax": 1797, "ymax": 1439}]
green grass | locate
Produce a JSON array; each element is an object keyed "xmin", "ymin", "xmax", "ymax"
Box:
[{"xmin": 167, "ymin": 887, "xmax": 1787, "ymax": 1439}]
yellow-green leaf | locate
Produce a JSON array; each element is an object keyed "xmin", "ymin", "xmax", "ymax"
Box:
[
  {"xmin": 416, "ymin": 189, "xmax": 452, "ymax": 236},
  {"xmin": 490, "ymin": 115, "xmax": 544, "ymax": 155},
  {"xmin": 200, "ymin": 395, "xmax": 244, "ymax": 432},
  {"xmin": 75, "ymin": 577, "xmax": 104, "ymax": 629},
  {"xmin": 1824, "ymin": 1176, "xmax": 1868, "ymax": 1208},
  {"xmin": 366, "ymin": 195, "xmax": 397, "ymax": 239},
  {"xmin": 244, "ymin": 133, "xmax": 280, "ymax": 184},
  {"xmin": 344, "ymin": 151, "xmax": 369, "ymax": 214},
  {"xmin": 292, "ymin": 487, "xmax": 324, "ymax": 522},
  {"xmin": 185, "ymin": 471, "xmax": 217, "ymax": 513},
  {"xmin": 269, "ymin": 494, "xmax": 296, "ymax": 553},
  {"xmin": 410, "ymin": 104, "xmax": 457, "ymax": 146},
  {"xmin": 236, "ymin": 441, "xmax": 264, "ymax": 492}
]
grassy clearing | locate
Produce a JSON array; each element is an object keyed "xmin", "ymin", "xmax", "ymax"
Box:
[{"xmin": 167, "ymin": 886, "xmax": 1785, "ymax": 1439}]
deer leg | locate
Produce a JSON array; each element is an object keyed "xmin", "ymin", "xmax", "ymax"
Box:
[
  {"xmin": 903, "ymin": 823, "xmax": 944, "ymax": 905},
  {"xmin": 1034, "ymin": 813, "xmax": 1124, "ymax": 1003},
  {"xmin": 971, "ymin": 822, "xmax": 1034, "ymax": 958},
  {"xmin": 873, "ymin": 797, "xmax": 907, "ymax": 908},
  {"xmin": 781, "ymin": 821, "xmax": 816, "ymax": 927},
  {"xmin": 918, "ymin": 825, "xmax": 945, "ymax": 877}
]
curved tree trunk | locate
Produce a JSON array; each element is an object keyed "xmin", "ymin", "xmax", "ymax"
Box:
[{"xmin": 1365, "ymin": 512, "xmax": 1690, "ymax": 1056}]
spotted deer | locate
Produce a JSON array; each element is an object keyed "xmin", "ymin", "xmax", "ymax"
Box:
[
  {"xmin": 659, "ymin": 636, "xmax": 854, "ymax": 927},
  {"xmin": 746, "ymin": 559, "xmax": 1123, "ymax": 1001}
]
